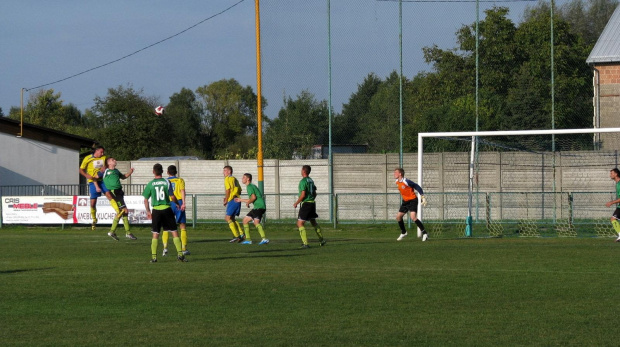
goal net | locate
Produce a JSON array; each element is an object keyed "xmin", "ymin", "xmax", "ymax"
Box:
[{"xmin": 417, "ymin": 128, "xmax": 620, "ymax": 238}]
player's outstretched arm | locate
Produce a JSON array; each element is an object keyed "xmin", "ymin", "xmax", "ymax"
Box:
[{"xmin": 121, "ymin": 168, "xmax": 135, "ymax": 180}]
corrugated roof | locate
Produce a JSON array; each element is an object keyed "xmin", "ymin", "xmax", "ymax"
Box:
[
  {"xmin": 587, "ymin": 6, "xmax": 620, "ymax": 64},
  {"xmin": 0, "ymin": 116, "xmax": 94, "ymax": 150}
]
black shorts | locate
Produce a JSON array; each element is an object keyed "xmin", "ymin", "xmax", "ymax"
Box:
[
  {"xmin": 247, "ymin": 208, "xmax": 266, "ymax": 221},
  {"xmin": 399, "ymin": 199, "xmax": 418, "ymax": 214},
  {"xmin": 298, "ymin": 202, "xmax": 318, "ymax": 221},
  {"xmin": 151, "ymin": 208, "xmax": 177, "ymax": 234},
  {"xmin": 613, "ymin": 208, "xmax": 620, "ymax": 220},
  {"xmin": 109, "ymin": 189, "xmax": 127, "ymax": 210}
]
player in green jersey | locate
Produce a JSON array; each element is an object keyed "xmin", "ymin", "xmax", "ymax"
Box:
[
  {"xmin": 605, "ymin": 168, "xmax": 620, "ymax": 242},
  {"xmin": 100, "ymin": 157, "xmax": 135, "ymax": 241},
  {"xmin": 235, "ymin": 173, "xmax": 269, "ymax": 245},
  {"xmin": 143, "ymin": 163, "xmax": 187, "ymax": 263},
  {"xmin": 293, "ymin": 165, "xmax": 325, "ymax": 248},
  {"xmin": 79, "ymin": 145, "xmax": 120, "ymax": 230}
]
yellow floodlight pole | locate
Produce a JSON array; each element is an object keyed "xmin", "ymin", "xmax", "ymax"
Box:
[
  {"xmin": 255, "ymin": 0, "xmax": 264, "ymax": 194},
  {"xmin": 18, "ymin": 88, "xmax": 24, "ymax": 137}
]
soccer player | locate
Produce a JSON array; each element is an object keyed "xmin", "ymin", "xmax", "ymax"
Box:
[
  {"xmin": 79, "ymin": 145, "xmax": 120, "ymax": 230},
  {"xmin": 223, "ymin": 165, "xmax": 245, "ymax": 243},
  {"xmin": 101, "ymin": 157, "xmax": 136, "ymax": 241},
  {"xmin": 604, "ymin": 168, "xmax": 620, "ymax": 242},
  {"xmin": 234, "ymin": 173, "xmax": 269, "ymax": 245},
  {"xmin": 293, "ymin": 165, "xmax": 325, "ymax": 248},
  {"xmin": 143, "ymin": 163, "xmax": 187, "ymax": 263},
  {"xmin": 393, "ymin": 168, "xmax": 428, "ymax": 241},
  {"xmin": 162, "ymin": 165, "xmax": 190, "ymax": 256}
]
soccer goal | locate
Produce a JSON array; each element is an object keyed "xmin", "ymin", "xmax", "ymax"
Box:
[{"xmin": 417, "ymin": 128, "xmax": 620, "ymax": 238}]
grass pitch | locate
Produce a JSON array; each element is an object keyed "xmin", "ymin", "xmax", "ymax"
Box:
[{"xmin": 1, "ymin": 224, "xmax": 619, "ymax": 346}]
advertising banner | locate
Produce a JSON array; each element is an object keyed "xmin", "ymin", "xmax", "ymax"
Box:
[{"xmin": 2, "ymin": 196, "xmax": 151, "ymax": 225}]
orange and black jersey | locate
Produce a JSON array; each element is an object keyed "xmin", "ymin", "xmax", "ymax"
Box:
[{"xmin": 395, "ymin": 177, "xmax": 424, "ymax": 202}]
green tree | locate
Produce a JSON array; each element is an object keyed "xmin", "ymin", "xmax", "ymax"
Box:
[
  {"xmin": 92, "ymin": 85, "xmax": 169, "ymax": 160},
  {"xmin": 7, "ymin": 106, "xmax": 21, "ymax": 120},
  {"xmin": 353, "ymin": 72, "xmax": 404, "ymax": 153},
  {"xmin": 6, "ymin": 89, "xmax": 94, "ymax": 134},
  {"xmin": 536, "ymin": 0, "xmax": 618, "ymax": 47},
  {"xmin": 58, "ymin": 108, "xmax": 102, "ymax": 140},
  {"xmin": 415, "ymin": 6, "xmax": 592, "ymax": 136},
  {"xmin": 457, "ymin": 7, "xmax": 520, "ymax": 98},
  {"xmin": 22, "ymin": 89, "xmax": 66, "ymax": 129},
  {"xmin": 195, "ymin": 79, "xmax": 261, "ymax": 159},
  {"xmin": 165, "ymin": 88, "xmax": 203, "ymax": 157},
  {"xmin": 507, "ymin": 9, "xmax": 592, "ymax": 130},
  {"xmin": 264, "ymin": 90, "xmax": 329, "ymax": 159},
  {"xmin": 333, "ymin": 73, "xmax": 382, "ymax": 145},
  {"xmin": 81, "ymin": 109, "xmax": 103, "ymax": 131}
]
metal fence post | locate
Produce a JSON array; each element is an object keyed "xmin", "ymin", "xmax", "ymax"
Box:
[
  {"xmin": 192, "ymin": 194, "xmax": 196, "ymax": 228},
  {"xmin": 568, "ymin": 192, "xmax": 573, "ymax": 227},
  {"xmin": 333, "ymin": 193, "xmax": 338, "ymax": 228},
  {"xmin": 486, "ymin": 192, "xmax": 491, "ymax": 229}
]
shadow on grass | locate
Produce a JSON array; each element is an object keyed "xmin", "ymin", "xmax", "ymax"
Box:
[
  {"xmin": 191, "ymin": 237, "xmax": 394, "ymax": 247},
  {"xmin": 211, "ymin": 253, "xmax": 307, "ymax": 261},
  {"xmin": 0, "ymin": 267, "xmax": 55, "ymax": 275},
  {"xmin": 192, "ymin": 238, "xmax": 357, "ymax": 244},
  {"xmin": 191, "ymin": 238, "xmax": 238, "ymax": 244}
]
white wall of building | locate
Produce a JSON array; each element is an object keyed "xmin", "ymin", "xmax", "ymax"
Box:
[{"xmin": 0, "ymin": 132, "xmax": 79, "ymax": 186}]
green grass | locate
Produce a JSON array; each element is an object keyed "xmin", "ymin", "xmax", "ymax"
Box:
[{"xmin": 1, "ymin": 224, "xmax": 619, "ymax": 346}]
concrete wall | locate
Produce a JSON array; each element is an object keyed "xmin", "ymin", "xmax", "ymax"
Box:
[
  {"xmin": 0, "ymin": 132, "xmax": 79, "ymax": 186},
  {"xmin": 114, "ymin": 151, "xmax": 618, "ymax": 222},
  {"xmin": 120, "ymin": 151, "xmax": 619, "ymax": 196}
]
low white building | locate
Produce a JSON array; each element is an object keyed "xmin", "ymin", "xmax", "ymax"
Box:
[{"xmin": 0, "ymin": 117, "xmax": 94, "ymax": 186}]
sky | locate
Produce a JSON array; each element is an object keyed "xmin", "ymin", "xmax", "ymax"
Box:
[{"xmin": 1, "ymin": 0, "xmax": 542, "ymax": 119}]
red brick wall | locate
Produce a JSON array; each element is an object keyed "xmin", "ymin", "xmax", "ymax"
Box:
[{"xmin": 597, "ymin": 64, "xmax": 620, "ymax": 84}]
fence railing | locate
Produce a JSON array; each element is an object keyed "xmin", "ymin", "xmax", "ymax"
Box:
[
  {"xmin": 0, "ymin": 184, "xmax": 146, "ymax": 196},
  {"xmin": 1, "ymin": 186, "xmax": 616, "ymax": 237}
]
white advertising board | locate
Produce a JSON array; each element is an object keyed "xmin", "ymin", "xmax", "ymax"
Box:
[{"xmin": 2, "ymin": 196, "xmax": 152, "ymax": 225}]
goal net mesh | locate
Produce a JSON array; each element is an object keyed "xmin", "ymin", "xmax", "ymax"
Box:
[{"xmin": 420, "ymin": 131, "xmax": 620, "ymax": 238}]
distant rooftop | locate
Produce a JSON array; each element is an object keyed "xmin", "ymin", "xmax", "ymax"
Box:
[
  {"xmin": 587, "ymin": 6, "xmax": 620, "ymax": 64},
  {"xmin": 137, "ymin": 156, "xmax": 201, "ymax": 161}
]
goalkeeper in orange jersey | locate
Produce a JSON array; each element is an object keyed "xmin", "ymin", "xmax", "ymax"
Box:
[{"xmin": 393, "ymin": 168, "xmax": 428, "ymax": 242}]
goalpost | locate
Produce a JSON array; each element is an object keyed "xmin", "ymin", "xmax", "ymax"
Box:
[{"xmin": 417, "ymin": 128, "xmax": 620, "ymax": 238}]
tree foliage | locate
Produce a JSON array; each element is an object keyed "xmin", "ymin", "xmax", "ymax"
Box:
[
  {"xmin": 529, "ymin": 0, "xmax": 618, "ymax": 47},
  {"xmin": 333, "ymin": 73, "xmax": 382, "ymax": 145},
  {"xmin": 91, "ymin": 85, "xmax": 169, "ymax": 160},
  {"xmin": 264, "ymin": 91, "xmax": 329, "ymax": 159},
  {"xmin": 195, "ymin": 79, "xmax": 263, "ymax": 159},
  {"xmin": 165, "ymin": 88, "xmax": 203, "ymax": 157},
  {"xmin": 6, "ymin": 89, "xmax": 92, "ymax": 135}
]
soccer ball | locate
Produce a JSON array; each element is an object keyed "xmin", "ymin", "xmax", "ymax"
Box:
[{"xmin": 154, "ymin": 105, "xmax": 165, "ymax": 115}]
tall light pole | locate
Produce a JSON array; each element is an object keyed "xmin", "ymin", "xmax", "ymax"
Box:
[
  {"xmin": 399, "ymin": 0, "xmax": 403, "ymax": 167},
  {"xmin": 18, "ymin": 88, "xmax": 25, "ymax": 137},
  {"xmin": 255, "ymin": 0, "xmax": 264, "ymax": 194}
]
